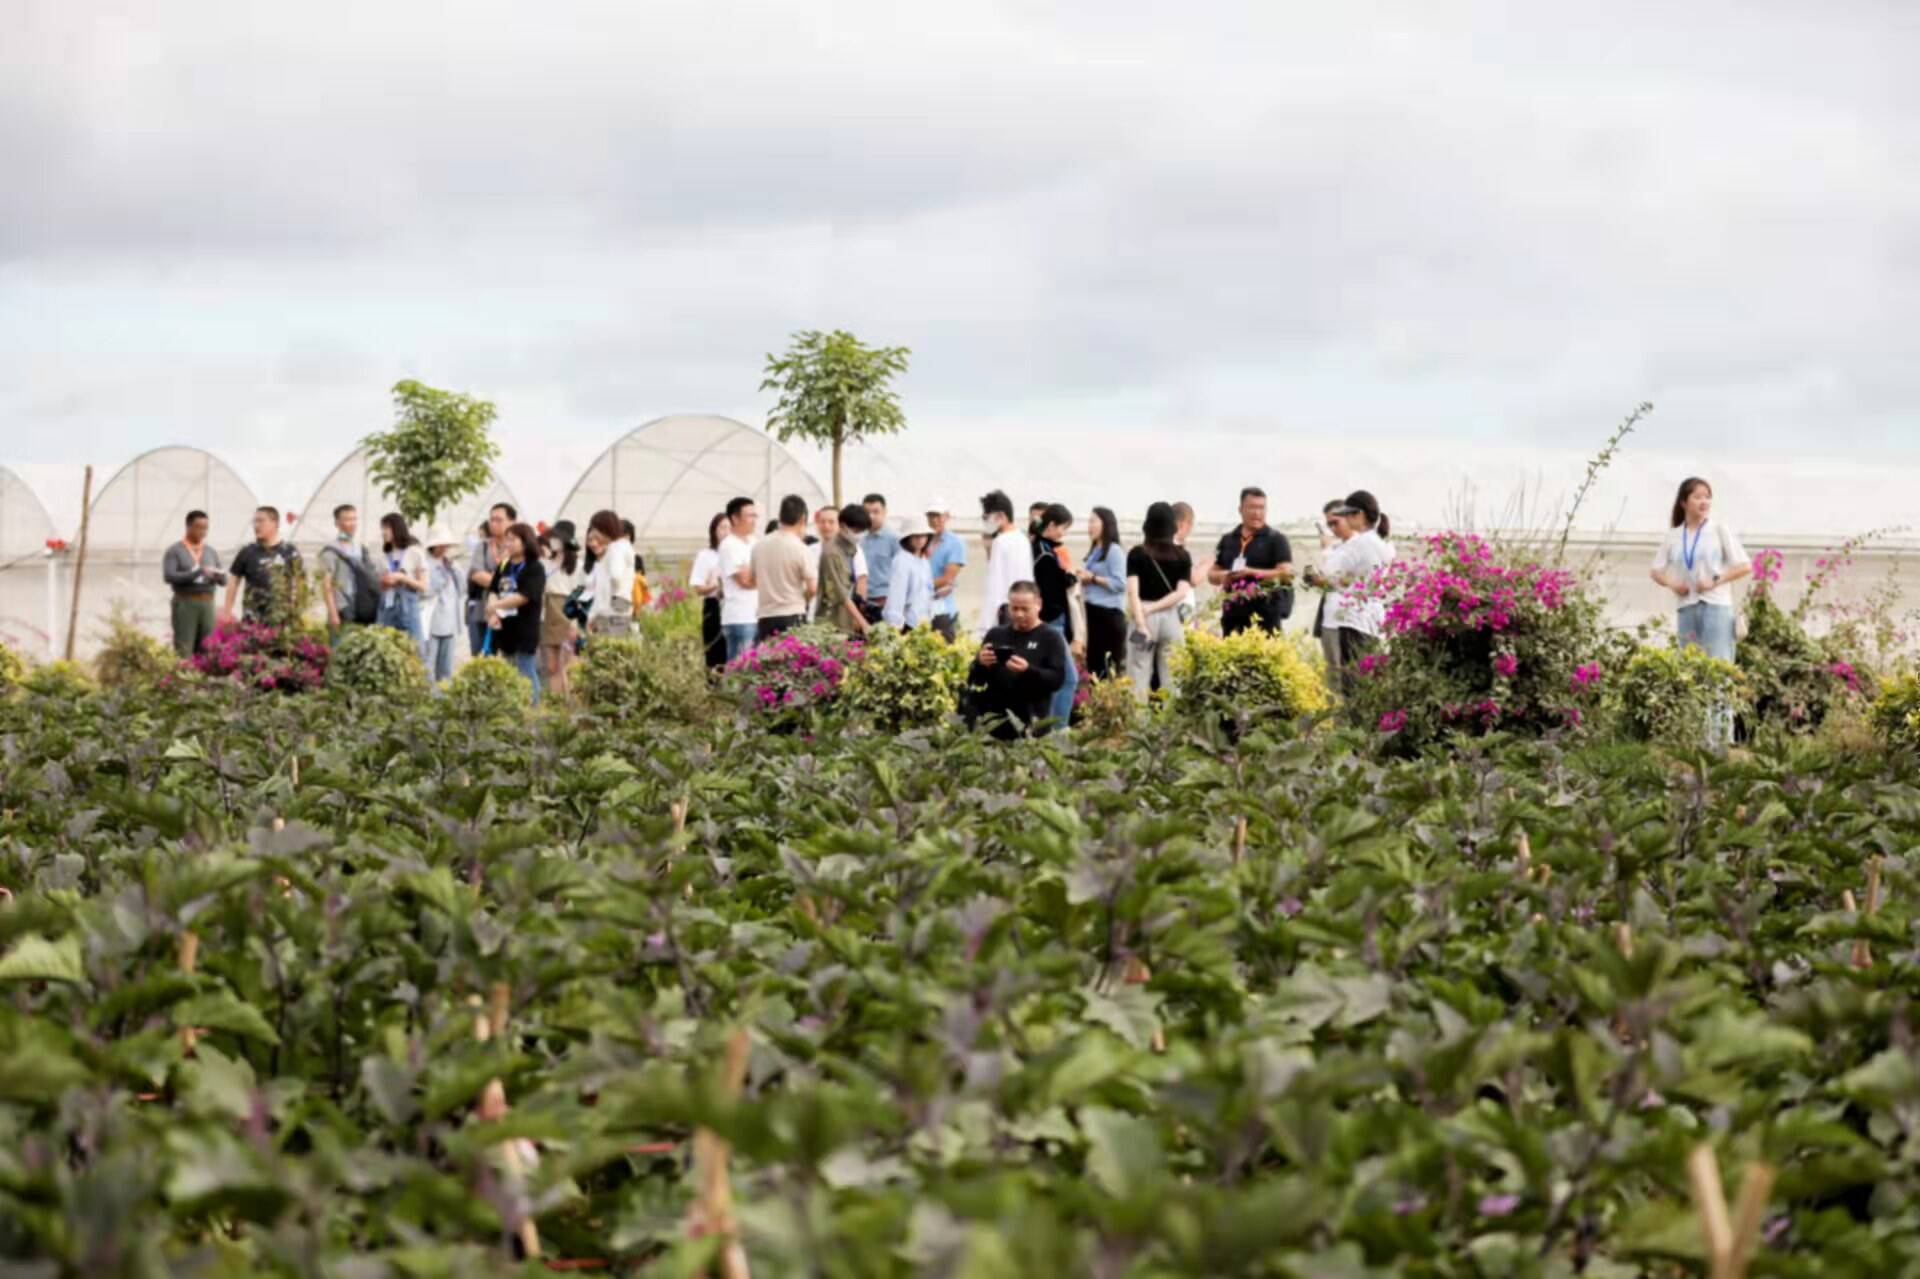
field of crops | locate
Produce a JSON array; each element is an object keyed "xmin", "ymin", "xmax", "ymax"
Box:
[{"xmin": 3, "ymin": 657, "xmax": 1918, "ymax": 1279}]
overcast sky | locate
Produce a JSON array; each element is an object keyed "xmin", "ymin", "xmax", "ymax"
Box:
[{"xmin": 3, "ymin": 0, "xmax": 1916, "ymax": 522}]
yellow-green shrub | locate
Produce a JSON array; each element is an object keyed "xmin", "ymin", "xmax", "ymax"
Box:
[
  {"xmin": 22, "ymin": 659, "xmax": 96, "ymax": 700},
  {"xmin": 1871, "ymin": 670, "xmax": 1920, "ymax": 751},
  {"xmin": 1171, "ymin": 629, "xmax": 1332, "ymax": 725},
  {"xmin": 1611, "ymin": 644, "xmax": 1751, "ymax": 749},
  {"xmin": 445, "ymin": 655, "xmax": 532, "ymax": 720},
  {"xmin": 93, "ymin": 608, "xmax": 176, "ymax": 691},
  {"xmin": 328, "ymin": 625, "xmax": 429, "ymax": 699},
  {"xmin": 1078, "ymin": 674, "xmax": 1141, "ymax": 744},
  {"xmin": 575, "ymin": 634, "xmax": 716, "ymax": 724},
  {"xmin": 840, "ymin": 625, "xmax": 971, "ymax": 730},
  {"xmin": 0, "ymin": 642, "xmax": 23, "ymax": 696}
]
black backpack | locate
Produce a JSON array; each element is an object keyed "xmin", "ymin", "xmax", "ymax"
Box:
[{"xmin": 326, "ymin": 545, "xmax": 381, "ymax": 625}]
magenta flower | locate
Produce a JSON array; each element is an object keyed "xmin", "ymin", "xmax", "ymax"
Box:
[
  {"xmin": 1378, "ymin": 709, "xmax": 1408, "ymax": 734},
  {"xmin": 1478, "ymin": 1194, "xmax": 1520, "ymax": 1218},
  {"xmin": 1571, "ymin": 662, "xmax": 1602, "ymax": 690},
  {"xmin": 1493, "ymin": 652, "xmax": 1518, "ymax": 678}
]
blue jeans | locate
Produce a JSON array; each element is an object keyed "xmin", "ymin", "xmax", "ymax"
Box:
[
  {"xmin": 1046, "ymin": 616, "xmax": 1079, "ymax": 729},
  {"xmin": 468, "ymin": 618, "xmax": 490, "ymax": 658},
  {"xmin": 723, "ymin": 623, "xmax": 758, "ymax": 663},
  {"xmin": 1678, "ymin": 602, "xmax": 1737, "ymax": 746},
  {"xmin": 423, "ymin": 634, "xmax": 455, "ymax": 683},
  {"xmin": 509, "ymin": 650, "xmax": 542, "ymax": 704}
]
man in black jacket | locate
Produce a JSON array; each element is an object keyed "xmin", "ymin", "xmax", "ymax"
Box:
[
  {"xmin": 1209, "ymin": 486, "xmax": 1294, "ymax": 634},
  {"xmin": 967, "ymin": 581, "xmax": 1070, "ymax": 739}
]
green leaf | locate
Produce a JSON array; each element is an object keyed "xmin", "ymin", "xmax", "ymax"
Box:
[
  {"xmin": 173, "ymin": 991, "xmax": 281, "ymax": 1045},
  {"xmin": 1081, "ymin": 1106, "xmax": 1163, "ymax": 1199},
  {"xmin": 0, "ymin": 932, "xmax": 85, "ymax": 984}
]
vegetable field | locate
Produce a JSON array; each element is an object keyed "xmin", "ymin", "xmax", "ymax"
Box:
[{"xmin": 2, "ymin": 676, "xmax": 1917, "ymax": 1277}]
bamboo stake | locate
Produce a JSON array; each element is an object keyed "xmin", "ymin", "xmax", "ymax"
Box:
[
  {"xmin": 689, "ymin": 1029, "xmax": 752, "ymax": 1279},
  {"xmin": 1516, "ymin": 829, "xmax": 1532, "ymax": 875},
  {"xmin": 62, "ymin": 466, "xmax": 93, "ymax": 664},
  {"xmin": 1231, "ymin": 814, "xmax": 1248, "ymax": 866},
  {"xmin": 1727, "ymin": 1163, "xmax": 1778, "ymax": 1277},
  {"xmin": 178, "ymin": 930, "xmax": 201, "ymax": 1053},
  {"xmin": 1687, "ymin": 1145, "xmax": 1733, "ymax": 1275},
  {"xmin": 1613, "ymin": 922, "xmax": 1632, "ymax": 958},
  {"xmin": 474, "ymin": 985, "xmax": 541, "ymax": 1259},
  {"xmin": 1853, "ymin": 858, "xmax": 1883, "ymax": 969}
]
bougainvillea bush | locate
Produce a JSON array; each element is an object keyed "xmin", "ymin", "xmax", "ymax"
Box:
[
  {"xmin": 1343, "ymin": 531, "xmax": 1607, "ymax": 749},
  {"xmin": 186, "ymin": 619, "xmax": 329, "ymax": 694},
  {"xmin": 724, "ymin": 624, "xmax": 861, "ymax": 722},
  {"xmin": 1739, "ymin": 547, "xmax": 1878, "ymax": 737}
]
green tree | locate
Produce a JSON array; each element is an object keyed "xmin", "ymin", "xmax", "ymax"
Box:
[
  {"xmin": 363, "ymin": 380, "xmax": 501, "ymax": 526},
  {"xmin": 761, "ymin": 329, "xmax": 911, "ymax": 506}
]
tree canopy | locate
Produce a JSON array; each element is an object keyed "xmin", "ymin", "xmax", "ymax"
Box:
[
  {"xmin": 363, "ymin": 380, "xmax": 501, "ymax": 527},
  {"xmin": 761, "ymin": 330, "xmax": 910, "ymax": 506}
]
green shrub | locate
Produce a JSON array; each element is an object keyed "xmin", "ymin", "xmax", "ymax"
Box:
[
  {"xmin": 840, "ymin": 625, "xmax": 970, "ymax": 730},
  {"xmin": 0, "ymin": 642, "xmax": 23, "ymax": 696},
  {"xmin": 328, "ymin": 625, "xmax": 429, "ymax": 699},
  {"xmin": 1739, "ymin": 592, "xmax": 1869, "ymax": 735},
  {"xmin": 93, "ymin": 607, "xmax": 177, "ymax": 691},
  {"xmin": 444, "ymin": 654, "xmax": 532, "ymax": 720},
  {"xmin": 1171, "ymin": 628, "xmax": 1331, "ymax": 726},
  {"xmin": 1078, "ymin": 674, "xmax": 1142, "ymax": 744},
  {"xmin": 21, "ymin": 659, "xmax": 96, "ymax": 700},
  {"xmin": 1871, "ymin": 670, "xmax": 1920, "ymax": 751},
  {"xmin": 576, "ymin": 634, "xmax": 716, "ymax": 724},
  {"xmin": 1611, "ymin": 644, "xmax": 1751, "ymax": 750}
]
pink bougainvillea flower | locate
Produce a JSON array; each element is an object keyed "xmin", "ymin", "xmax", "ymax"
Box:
[
  {"xmin": 1378, "ymin": 709, "xmax": 1408, "ymax": 734},
  {"xmin": 1493, "ymin": 652, "xmax": 1518, "ymax": 678}
]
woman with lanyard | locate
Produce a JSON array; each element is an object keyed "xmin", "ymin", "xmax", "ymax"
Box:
[
  {"xmin": 688, "ymin": 513, "xmax": 729, "ymax": 672},
  {"xmin": 1651, "ymin": 477, "xmax": 1750, "ymax": 744},
  {"xmin": 376, "ymin": 514, "xmax": 429, "ymax": 647},
  {"xmin": 485, "ymin": 522, "xmax": 547, "ymax": 700}
]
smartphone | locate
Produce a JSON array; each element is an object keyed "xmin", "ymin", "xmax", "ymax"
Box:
[{"xmin": 993, "ymin": 646, "xmax": 1015, "ymax": 662}]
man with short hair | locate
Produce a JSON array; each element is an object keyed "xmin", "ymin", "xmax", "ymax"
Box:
[
  {"xmin": 861, "ymin": 493, "xmax": 899, "ymax": 621},
  {"xmin": 717, "ymin": 496, "xmax": 760, "ymax": 660},
  {"xmin": 224, "ymin": 506, "xmax": 301, "ymax": 624},
  {"xmin": 1208, "ymin": 486, "xmax": 1294, "ymax": 635},
  {"xmin": 814, "ymin": 504, "xmax": 869, "ymax": 636},
  {"xmin": 466, "ymin": 502, "xmax": 515, "ymax": 656},
  {"xmin": 966, "ymin": 581, "xmax": 1070, "ymax": 739},
  {"xmin": 925, "ymin": 500, "xmax": 968, "ymax": 642},
  {"xmin": 976, "ymin": 489, "xmax": 1027, "ymax": 639},
  {"xmin": 321, "ymin": 503, "xmax": 382, "ymax": 642},
  {"xmin": 162, "ymin": 509, "xmax": 226, "ymax": 656},
  {"xmin": 752, "ymin": 495, "xmax": 816, "ymax": 641}
]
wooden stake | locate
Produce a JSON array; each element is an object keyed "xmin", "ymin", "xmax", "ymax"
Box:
[
  {"xmin": 671, "ymin": 798, "xmax": 690, "ymax": 836},
  {"xmin": 1687, "ymin": 1144, "xmax": 1733, "ymax": 1275},
  {"xmin": 1124, "ymin": 958, "xmax": 1166, "ymax": 1053},
  {"xmin": 1727, "ymin": 1163, "xmax": 1778, "ymax": 1277},
  {"xmin": 1516, "ymin": 829, "xmax": 1532, "ymax": 875},
  {"xmin": 62, "ymin": 465, "xmax": 92, "ymax": 664},
  {"xmin": 689, "ymin": 1029, "xmax": 753, "ymax": 1279},
  {"xmin": 1231, "ymin": 814, "xmax": 1248, "ymax": 866},
  {"xmin": 1613, "ymin": 922, "xmax": 1632, "ymax": 959},
  {"xmin": 473, "ymin": 985, "xmax": 540, "ymax": 1259},
  {"xmin": 178, "ymin": 930, "xmax": 201, "ymax": 1054}
]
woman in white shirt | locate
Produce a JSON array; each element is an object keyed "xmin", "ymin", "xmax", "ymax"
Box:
[
  {"xmin": 421, "ymin": 525, "xmax": 464, "ymax": 681},
  {"xmin": 583, "ymin": 509, "xmax": 636, "ymax": 638},
  {"xmin": 377, "ymin": 514, "xmax": 430, "ymax": 646},
  {"xmin": 1651, "ymin": 477, "xmax": 1749, "ymax": 663},
  {"xmin": 1321, "ymin": 490, "xmax": 1395, "ymax": 689},
  {"xmin": 540, "ymin": 521, "xmax": 581, "ymax": 698},
  {"xmin": 883, "ymin": 524, "xmax": 936, "ymax": 631},
  {"xmin": 689, "ymin": 513, "xmax": 727, "ymax": 672}
]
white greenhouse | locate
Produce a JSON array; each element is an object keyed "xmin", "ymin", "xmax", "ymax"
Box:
[
  {"xmin": 555, "ymin": 415, "xmax": 828, "ymax": 558},
  {"xmin": 0, "ymin": 466, "xmax": 57, "ymax": 654},
  {"xmin": 291, "ymin": 445, "xmax": 521, "ymax": 558}
]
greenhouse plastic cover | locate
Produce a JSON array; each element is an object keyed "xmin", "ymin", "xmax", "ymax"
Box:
[
  {"xmin": 0, "ymin": 466, "xmax": 57, "ymax": 651},
  {"xmin": 555, "ymin": 415, "xmax": 828, "ymax": 552},
  {"xmin": 291, "ymin": 446, "xmax": 520, "ymax": 556}
]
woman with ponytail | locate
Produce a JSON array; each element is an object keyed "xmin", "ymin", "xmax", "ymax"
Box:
[{"xmin": 1320, "ymin": 489, "xmax": 1394, "ymax": 686}]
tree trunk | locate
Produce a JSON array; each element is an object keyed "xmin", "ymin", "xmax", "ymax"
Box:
[{"xmin": 832, "ymin": 434, "xmax": 843, "ymax": 509}]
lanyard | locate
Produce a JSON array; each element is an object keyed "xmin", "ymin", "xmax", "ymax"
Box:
[{"xmin": 1681, "ymin": 521, "xmax": 1708, "ymax": 573}]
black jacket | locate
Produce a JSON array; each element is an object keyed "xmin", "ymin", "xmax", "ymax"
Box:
[{"xmin": 966, "ymin": 623, "xmax": 1070, "ymax": 738}]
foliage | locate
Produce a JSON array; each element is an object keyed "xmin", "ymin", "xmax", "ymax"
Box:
[
  {"xmin": 1872, "ymin": 669, "xmax": 1920, "ymax": 751},
  {"xmin": 1739, "ymin": 590, "xmax": 1866, "ymax": 736},
  {"xmin": 1555, "ymin": 400, "xmax": 1652, "ymax": 560},
  {"xmin": 8, "ymin": 682, "xmax": 1920, "ymax": 1271},
  {"xmin": 92, "ymin": 605, "xmax": 177, "ymax": 691},
  {"xmin": 443, "ymin": 654, "xmax": 532, "ymax": 721},
  {"xmin": 760, "ymin": 328, "xmax": 911, "ymax": 505},
  {"xmin": 1078, "ymin": 674, "xmax": 1141, "ymax": 743},
  {"xmin": 1343, "ymin": 531, "xmax": 1607, "ymax": 749},
  {"xmin": 637, "ymin": 574, "xmax": 702, "ymax": 646},
  {"xmin": 838, "ymin": 625, "xmax": 970, "ymax": 730},
  {"xmin": 724, "ymin": 625, "xmax": 860, "ymax": 722},
  {"xmin": 1611, "ymin": 642, "xmax": 1753, "ymax": 750},
  {"xmin": 574, "ymin": 634, "xmax": 717, "ymax": 725},
  {"xmin": 0, "ymin": 642, "xmax": 23, "ymax": 696},
  {"xmin": 362, "ymin": 378, "xmax": 501, "ymax": 525},
  {"xmin": 326, "ymin": 624, "xmax": 429, "ymax": 699},
  {"xmin": 1170, "ymin": 627, "xmax": 1331, "ymax": 729},
  {"xmin": 186, "ymin": 619, "xmax": 329, "ymax": 694},
  {"xmin": 18, "ymin": 658, "xmax": 94, "ymax": 699}
]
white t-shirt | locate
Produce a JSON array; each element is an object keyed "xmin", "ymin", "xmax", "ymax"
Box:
[
  {"xmin": 587, "ymin": 538, "xmax": 636, "ymax": 622},
  {"xmin": 1324, "ymin": 529, "xmax": 1395, "ymax": 635},
  {"xmin": 1652, "ymin": 520, "xmax": 1748, "ymax": 609},
  {"xmin": 976, "ymin": 528, "xmax": 1028, "ymax": 637},
  {"xmin": 690, "ymin": 547, "xmax": 721, "ymax": 595},
  {"xmin": 718, "ymin": 533, "xmax": 759, "ymax": 626}
]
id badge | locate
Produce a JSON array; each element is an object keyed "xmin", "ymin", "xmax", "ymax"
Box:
[{"xmin": 1232, "ymin": 556, "xmax": 1248, "ymax": 573}]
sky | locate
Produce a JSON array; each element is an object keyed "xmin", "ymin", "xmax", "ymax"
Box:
[{"xmin": 3, "ymin": 0, "xmax": 1917, "ymax": 529}]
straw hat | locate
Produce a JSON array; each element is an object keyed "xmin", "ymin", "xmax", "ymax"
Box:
[
  {"xmin": 424, "ymin": 523, "xmax": 458, "ymax": 550},
  {"xmin": 901, "ymin": 518, "xmax": 936, "ymax": 546}
]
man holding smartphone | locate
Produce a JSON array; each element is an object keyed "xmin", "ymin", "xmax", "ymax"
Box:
[
  {"xmin": 1208, "ymin": 486, "xmax": 1293, "ymax": 635},
  {"xmin": 967, "ymin": 581, "xmax": 1069, "ymax": 739}
]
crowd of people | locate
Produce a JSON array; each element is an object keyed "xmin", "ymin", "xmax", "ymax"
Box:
[{"xmin": 159, "ymin": 473, "xmax": 1746, "ymax": 739}]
